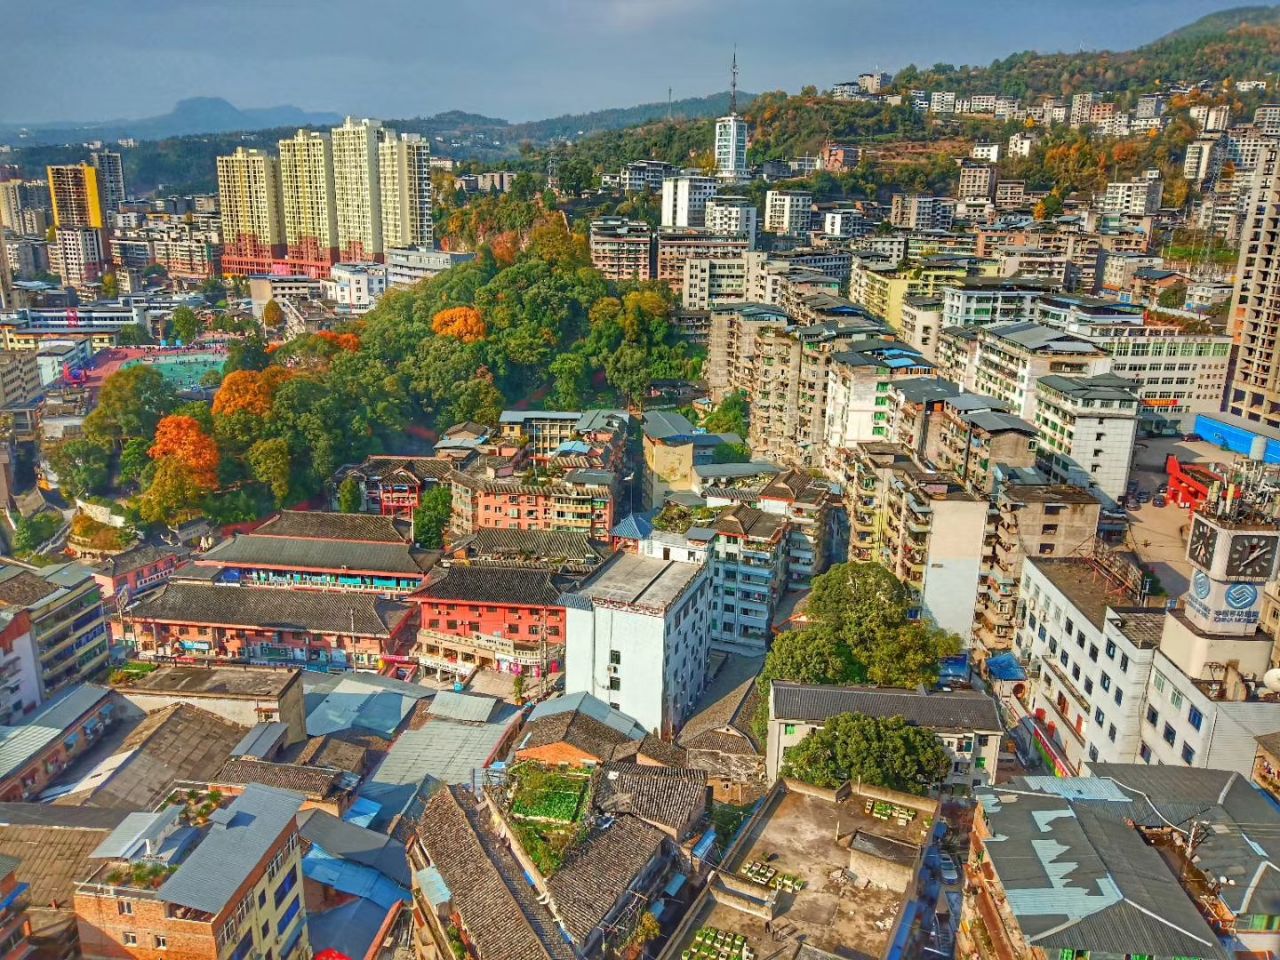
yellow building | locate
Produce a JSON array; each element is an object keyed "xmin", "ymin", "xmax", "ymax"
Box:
[
  {"xmin": 331, "ymin": 117, "xmax": 385, "ymax": 260},
  {"xmin": 216, "ymin": 148, "xmax": 285, "ymax": 272},
  {"xmin": 278, "ymin": 130, "xmax": 339, "ymax": 267},
  {"xmin": 378, "ymin": 132, "xmax": 433, "ymax": 250},
  {"xmin": 46, "ymin": 164, "xmax": 103, "ymax": 229}
]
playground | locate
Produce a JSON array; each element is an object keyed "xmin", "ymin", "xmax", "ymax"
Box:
[{"xmin": 79, "ymin": 347, "xmax": 228, "ymax": 392}]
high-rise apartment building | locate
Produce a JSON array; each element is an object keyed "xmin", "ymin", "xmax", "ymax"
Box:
[
  {"xmin": 1228, "ymin": 142, "xmax": 1280, "ymax": 428},
  {"xmin": 0, "ymin": 180, "xmax": 51, "ymax": 235},
  {"xmin": 89, "ymin": 151, "xmax": 125, "ymax": 212},
  {"xmin": 715, "ymin": 114, "xmax": 748, "ymax": 180},
  {"xmin": 661, "ymin": 174, "xmax": 718, "ymax": 228},
  {"xmin": 331, "ymin": 117, "xmax": 386, "ymax": 260},
  {"xmin": 46, "ymin": 164, "xmax": 103, "ymax": 229},
  {"xmin": 379, "ymin": 132, "xmax": 433, "ymax": 250},
  {"xmin": 763, "ymin": 190, "xmax": 813, "ymax": 237},
  {"xmin": 216, "ymin": 147, "xmax": 285, "ymax": 275},
  {"xmin": 278, "ymin": 130, "xmax": 339, "ymax": 275}
]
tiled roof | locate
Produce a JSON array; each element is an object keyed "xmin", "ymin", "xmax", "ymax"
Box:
[
  {"xmin": 213, "ymin": 758, "xmax": 345, "ymax": 798},
  {"xmin": 679, "ymin": 655, "xmax": 763, "ymax": 754},
  {"xmin": 418, "ymin": 787, "xmax": 576, "ymax": 960},
  {"xmin": 92, "ymin": 543, "xmax": 187, "ymax": 578},
  {"xmin": 132, "ymin": 582, "xmax": 412, "ymax": 637},
  {"xmin": 714, "ymin": 504, "xmax": 787, "ymax": 541},
  {"xmin": 415, "ymin": 565, "xmax": 563, "ymax": 607},
  {"xmin": 634, "ymin": 734, "xmax": 687, "ymax": 768},
  {"xmin": 593, "ymin": 763, "xmax": 707, "ymax": 834},
  {"xmin": 770, "ymin": 682, "xmax": 1002, "ymax": 732},
  {"xmin": 351, "ymin": 456, "xmax": 453, "ymax": 483},
  {"xmin": 458, "ymin": 528, "xmax": 609, "ymax": 563},
  {"xmin": 295, "ymin": 736, "xmax": 368, "ymax": 774},
  {"xmin": 0, "ymin": 813, "xmax": 128, "ymax": 930},
  {"xmin": 518, "ymin": 712, "xmax": 634, "ymax": 762},
  {"xmin": 546, "ymin": 815, "xmax": 666, "ymax": 944},
  {"xmin": 253, "ymin": 511, "xmax": 413, "ymax": 543},
  {"xmin": 201, "ymin": 533, "xmax": 433, "ymax": 575},
  {"xmin": 51, "ymin": 703, "xmax": 246, "ymax": 810},
  {"xmin": 0, "ymin": 684, "xmax": 111, "ymax": 782}
]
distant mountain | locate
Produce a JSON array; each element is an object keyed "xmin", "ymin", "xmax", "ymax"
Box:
[
  {"xmin": 1156, "ymin": 4, "xmax": 1280, "ymax": 42},
  {"xmin": 0, "ymin": 97, "xmax": 342, "ymax": 147}
]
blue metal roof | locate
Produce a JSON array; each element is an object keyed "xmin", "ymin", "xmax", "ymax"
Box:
[{"xmin": 985, "ymin": 653, "xmax": 1027, "ymax": 682}]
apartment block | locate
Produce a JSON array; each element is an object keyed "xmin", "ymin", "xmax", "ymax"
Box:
[
  {"xmin": 822, "ymin": 340, "xmax": 934, "ymax": 457},
  {"xmin": 331, "ymin": 117, "xmax": 385, "ymax": 260},
  {"xmin": 655, "ymin": 229, "xmax": 749, "ymax": 297},
  {"xmin": 922, "ymin": 393, "xmax": 1038, "ymax": 496},
  {"xmin": 378, "ymin": 132, "xmax": 433, "ymax": 250},
  {"xmin": 1100, "ymin": 174, "xmax": 1163, "ymax": 216},
  {"xmin": 46, "ymin": 165, "xmax": 103, "ymax": 230},
  {"xmin": 278, "ymin": 130, "xmax": 339, "ymax": 275},
  {"xmin": 588, "ymin": 217, "xmax": 654, "ymax": 281},
  {"xmin": 660, "ymin": 174, "xmax": 718, "ymax": 228},
  {"xmin": 763, "ymin": 191, "xmax": 812, "ymax": 237},
  {"xmin": 889, "ymin": 195, "xmax": 955, "ymax": 231},
  {"xmin": 715, "ymin": 113, "xmax": 749, "ymax": 179},
  {"xmin": 704, "ymin": 195, "xmax": 758, "ymax": 245},
  {"xmin": 682, "ymin": 257, "xmax": 746, "ymax": 309},
  {"xmin": 1033, "ymin": 373, "xmax": 1139, "ymax": 501},
  {"xmin": 956, "ymin": 161, "xmax": 995, "ymax": 200},
  {"xmin": 89, "ymin": 151, "xmax": 126, "ymax": 212},
  {"xmin": 216, "ymin": 148, "xmax": 285, "ymax": 274},
  {"xmin": 450, "ymin": 460, "xmax": 617, "ymax": 541},
  {"xmin": 706, "ymin": 504, "xmax": 789, "ymax": 656}
]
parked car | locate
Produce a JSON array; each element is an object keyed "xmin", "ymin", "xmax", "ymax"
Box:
[
  {"xmin": 1157, "ymin": 482, "xmax": 1169, "ymax": 494},
  {"xmin": 1183, "ymin": 433, "xmax": 1203, "ymax": 442},
  {"xmin": 939, "ymin": 853, "xmax": 960, "ymax": 884},
  {"xmin": 1153, "ymin": 495, "xmax": 1167, "ymax": 508},
  {"xmin": 1137, "ymin": 490, "xmax": 1152, "ymax": 504}
]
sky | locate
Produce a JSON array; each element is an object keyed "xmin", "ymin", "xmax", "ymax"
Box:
[{"xmin": 0, "ymin": 0, "xmax": 1261, "ymax": 125}]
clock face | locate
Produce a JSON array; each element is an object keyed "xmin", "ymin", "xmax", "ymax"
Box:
[
  {"xmin": 1226, "ymin": 534, "xmax": 1279, "ymax": 580},
  {"xmin": 1188, "ymin": 518, "xmax": 1217, "ymax": 570}
]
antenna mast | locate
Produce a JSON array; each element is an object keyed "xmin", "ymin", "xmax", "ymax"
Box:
[{"xmin": 731, "ymin": 46, "xmax": 739, "ymax": 114}]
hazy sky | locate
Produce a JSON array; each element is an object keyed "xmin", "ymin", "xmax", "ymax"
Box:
[{"xmin": 0, "ymin": 0, "xmax": 1259, "ymax": 124}]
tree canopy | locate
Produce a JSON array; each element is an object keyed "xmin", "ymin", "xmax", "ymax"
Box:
[{"xmin": 781, "ymin": 713, "xmax": 951, "ymax": 794}]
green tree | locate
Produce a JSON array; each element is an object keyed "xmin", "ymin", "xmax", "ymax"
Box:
[
  {"xmin": 13, "ymin": 513, "xmax": 60, "ymax": 554},
  {"xmin": 1158, "ymin": 282, "xmax": 1188, "ymax": 309},
  {"xmin": 865, "ymin": 621, "xmax": 962, "ymax": 688},
  {"xmin": 781, "ymin": 713, "xmax": 951, "ymax": 794},
  {"xmin": 247, "ymin": 438, "xmax": 292, "ymax": 506},
  {"xmin": 45, "ymin": 439, "xmax": 111, "ymax": 499},
  {"xmin": 83, "ymin": 365, "xmax": 178, "ymax": 445},
  {"xmin": 170, "ymin": 306, "xmax": 200, "ymax": 344},
  {"xmin": 118, "ymin": 436, "xmax": 155, "ymax": 489},
  {"xmin": 413, "ymin": 485, "xmax": 453, "ymax": 549},
  {"xmin": 711, "ymin": 441, "xmax": 752, "ymax": 464},
  {"xmin": 606, "ymin": 344, "xmax": 650, "ymax": 409},
  {"xmin": 100, "ymin": 273, "xmax": 118, "ymax": 299},
  {"xmin": 337, "ymin": 476, "xmax": 363, "ymax": 513},
  {"xmin": 702, "ymin": 391, "xmax": 749, "ymax": 438},
  {"xmin": 223, "ymin": 333, "xmax": 270, "ymax": 374},
  {"xmin": 116, "ymin": 323, "xmax": 155, "ymax": 346}
]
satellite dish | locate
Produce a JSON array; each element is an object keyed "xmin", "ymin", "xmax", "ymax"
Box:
[{"xmin": 1263, "ymin": 668, "xmax": 1280, "ymax": 693}]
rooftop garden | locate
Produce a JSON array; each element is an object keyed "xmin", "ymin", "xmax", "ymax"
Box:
[
  {"xmin": 108, "ymin": 660, "xmax": 159, "ymax": 685},
  {"xmin": 653, "ymin": 503, "xmax": 719, "ymax": 534},
  {"xmin": 503, "ymin": 762, "xmax": 592, "ymax": 876},
  {"xmin": 101, "ymin": 861, "xmax": 178, "ymax": 890}
]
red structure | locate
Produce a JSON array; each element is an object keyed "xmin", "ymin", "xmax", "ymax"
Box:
[{"xmin": 1165, "ymin": 455, "xmax": 1228, "ymax": 509}]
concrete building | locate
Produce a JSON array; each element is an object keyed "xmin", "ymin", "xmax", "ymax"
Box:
[
  {"xmin": 46, "ymin": 165, "xmax": 103, "ymax": 230},
  {"xmin": 53, "ymin": 228, "xmax": 107, "ymax": 290},
  {"xmin": 766, "ymin": 682, "xmax": 1002, "ymax": 786},
  {"xmin": 378, "ymin": 132, "xmax": 433, "ymax": 250},
  {"xmin": 321, "ymin": 262, "xmax": 387, "ymax": 314},
  {"xmin": 889, "ymin": 195, "xmax": 955, "ymax": 231},
  {"xmin": 0, "ymin": 684, "xmax": 114, "ymax": 801},
  {"xmin": 74, "ymin": 785, "xmax": 309, "ymax": 960},
  {"xmin": 822, "ymin": 340, "xmax": 934, "ymax": 453},
  {"xmin": 1033, "ymin": 373, "xmax": 1140, "ymax": 501},
  {"xmin": 1228, "ymin": 142, "xmax": 1280, "ymax": 429},
  {"xmin": 563, "ymin": 552, "xmax": 711, "ymax": 734},
  {"xmin": 939, "ymin": 276, "xmax": 1053, "ymax": 329},
  {"xmin": 763, "ymin": 191, "xmax": 812, "ymax": 237},
  {"xmin": 331, "ymin": 117, "xmax": 385, "ymax": 261},
  {"xmin": 588, "ymin": 217, "xmax": 653, "ymax": 281},
  {"xmin": 654, "ymin": 230, "xmax": 749, "ymax": 297},
  {"xmin": 660, "ymin": 174, "xmax": 717, "ymax": 228},
  {"xmin": 682, "ymin": 257, "xmax": 747, "ymax": 309},
  {"xmin": 641, "ymin": 410, "xmax": 738, "ymax": 510},
  {"xmin": 957, "ymin": 161, "xmax": 995, "ymax": 200},
  {"xmin": 278, "ymin": 129, "xmax": 339, "ymax": 275},
  {"xmin": 216, "ymin": 148, "xmax": 285, "ymax": 275},
  {"xmin": 1100, "ymin": 174, "xmax": 1164, "ymax": 216},
  {"xmin": 714, "ymin": 113, "xmax": 749, "ymax": 180},
  {"xmin": 89, "ymin": 151, "xmax": 125, "ymax": 212},
  {"xmin": 706, "ymin": 505, "xmax": 789, "ymax": 657},
  {"xmin": 385, "ymin": 247, "xmax": 473, "ymax": 288},
  {"xmin": 704, "ymin": 196, "xmax": 758, "ymax": 246}
]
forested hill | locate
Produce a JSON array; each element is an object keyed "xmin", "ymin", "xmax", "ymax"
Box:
[{"xmin": 895, "ymin": 4, "xmax": 1280, "ymax": 96}]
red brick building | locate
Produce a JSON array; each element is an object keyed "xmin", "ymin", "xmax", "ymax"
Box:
[
  {"xmin": 125, "ymin": 579, "xmax": 416, "ymax": 672},
  {"xmin": 410, "ymin": 566, "xmax": 566, "ymax": 680},
  {"xmin": 450, "ymin": 467, "xmax": 618, "ymax": 541}
]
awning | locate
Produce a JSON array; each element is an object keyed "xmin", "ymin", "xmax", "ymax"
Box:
[{"xmin": 663, "ymin": 873, "xmax": 687, "ymax": 897}]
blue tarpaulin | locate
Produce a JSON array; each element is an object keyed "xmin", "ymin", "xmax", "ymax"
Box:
[
  {"xmin": 691, "ymin": 830, "xmax": 716, "ymax": 860},
  {"xmin": 985, "ymin": 652, "xmax": 1027, "ymax": 682},
  {"xmin": 939, "ymin": 654, "xmax": 970, "ymax": 685}
]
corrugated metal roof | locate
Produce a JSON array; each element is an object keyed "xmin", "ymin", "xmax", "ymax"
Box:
[
  {"xmin": 429, "ymin": 691, "xmax": 499, "ymax": 724},
  {"xmin": 157, "ymin": 784, "xmax": 304, "ymax": 916},
  {"xmin": 0, "ymin": 683, "xmax": 111, "ymax": 780},
  {"xmin": 527, "ymin": 692, "xmax": 646, "ymax": 740},
  {"xmin": 230, "ymin": 721, "xmax": 289, "ymax": 759}
]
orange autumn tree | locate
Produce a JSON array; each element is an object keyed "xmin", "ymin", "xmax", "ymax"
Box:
[
  {"xmin": 431, "ymin": 306, "xmax": 487, "ymax": 344},
  {"xmin": 212, "ymin": 367, "xmax": 293, "ymax": 418},
  {"xmin": 150, "ymin": 415, "xmax": 220, "ymax": 489},
  {"xmin": 314, "ymin": 330, "xmax": 361, "ymax": 352}
]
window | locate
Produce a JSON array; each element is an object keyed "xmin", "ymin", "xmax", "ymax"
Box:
[
  {"xmin": 123, "ymin": 934, "xmax": 138, "ymax": 947},
  {"xmin": 1072, "ymin": 664, "xmax": 1081, "ymax": 681},
  {"xmin": 609, "ymin": 650, "xmax": 621, "ymax": 665},
  {"xmin": 1104, "ymin": 640, "xmax": 1116, "ymax": 659},
  {"xmin": 1146, "ymin": 706, "xmax": 1159, "ymax": 726},
  {"xmin": 1088, "ymin": 644, "xmax": 1099, "ymax": 662},
  {"xmin": 154, "ymin": 937, "xmax": 167, "ymax": 950},
  {"xmin": 1182, "ymin": 743, "xmax": 1196, "ymax": 765},
  {"xmin": 1088, "ymin": 745, "xmax": 1099, "ymax": 762},
  {"xmin": 1048, "ymin": 637, "xmax": 1057, "ymax": 654},
  {"xmin": 1108, "ymin": 724, "xmax": 1116, "ymax": 742},
  {"xmin": 1114, "ymin": 688, "xmax": 1123, "ymax": 706},
  {"xmin": 1094, "ymin": 707, "xmax": 1105, "ymax": 725},
  {"xmin": 1084, "ymin": 678, "xmax": 1093, "ymax": 695},
  {"xmin": 1100, "ymin": 673, "xmax": 1111, "ymax": 692},
  {"xmin": 277, "ymin": 897, "xmax": 301, "ymax": 936},
  {"xmin": 1169, "ymin": 689, "xmax": 1184, "ymax": 709},
  {"xmin": 1119, "ymin": 653, "xmax": 1129, "ymax": 673},
  {"xmin": 273, "ymin": 866, "xmax": 298, "ymax": 908},
  {"xmin": 117, "ymin": 901, "xmax": 133, "ymax": 916},
  {"xmin": 1188, "ymin": 706, "xmax": 1204, "ymax": 732},
  {"xmin": 1163, "ymin": 723, "xmax": 1176, "ymax": 746},
  {"xmin": 608, "ymin": 676, "xmax": 621, "ymax": 691},
  {"xmin": 1139, "ymin": 741, "xmax": 1152, "ymax": 762},
  {"xmin": 1154, "ymin": 672, "xmax": 1166, "ymax": 693},
  {"xmin": 783, "ymin": 724, "xmax": 796, "ymax": 736}
]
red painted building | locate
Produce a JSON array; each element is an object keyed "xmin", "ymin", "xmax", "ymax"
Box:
[
  {"xmin": 410, "ymin": 566, "xmax": 566, "ymax": 680},
  {"xmin": 451, "ymin": 468, "xmax": 618, "ymax": 541},
  {"xmin": 126, "ymin": 579, "xmax": 416, "ymax": 671},
  {"xmin": 0, "ymin": 854, "xmax": 31, "ymax": 960},
  {"xmin": 91, "ymin": 544, "xmax": 187, "ymax": 601},
  {"xmin": 1165, "ymin": 455, "xmax": 1230, "ymax": 510},
  {"xmin": 0, "ymin": 684, "xmax": 115, "ymax": 802}
]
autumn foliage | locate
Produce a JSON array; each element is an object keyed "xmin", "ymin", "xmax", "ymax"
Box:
[
  {"xmin": 150, "ymin": 416, "xmax": 221, "ymax": 489},
  {"xmin": 431, "ymin": 306, "xmax": 487, "ymax": 344},
  {"xmin": 212, "ymin": 368, "xmax": 294, "ymax": 418},
  {"xmin": 315, "ymin": 331, "xmax": 361, "ymax": 352}
]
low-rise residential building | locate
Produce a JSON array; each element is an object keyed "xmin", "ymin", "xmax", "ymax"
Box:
[
  {"xmin": 563, "ymin": 551, "xmax": 711, "ymax": 735},
  {"xmin": 321, "ymin": 262, "xmax": 387, "ymax": 314},
  {"xmin": 1100, "ymin": 173, "xmax": 1164, "ymax": 215},
  {"xmin": 655, "ymin": 229, "xmax": 750, "ymax": 297},
  {"xmin": 707, "ymin": 505, "xmax": 788, "ymax": 657},
  {"xmin": 73, "ymin": 785, "xmax": 309, "ymax": 960},
  {"xmin": 961, "ymin": 769, "xmax": 1239, "ymax": 960},
  {"xmin": 641, "ymin": 410, "xmax": 738, "ymax": 510},
  {"xmin": 765, "ymin": 681, "xmax": 1003, "ymax": 787},
  {"xmin": 335, "ymin": 455, "xmax": 453, "ymax": 518},
  {"xmin": 763, "ymin": 190, "xmax": 812, "ymax": 237},
  {"xmin": 0, "ymin": 684, "xmax": 114, "ymax": 802},
  {"xmin": 385, "ymin": 247, "xmax": 474, "ymax": 288},
  {"xmin": 588, "ymin": 217, "xmax": 654, "ymax": 281},
  {"xmin": 91, "ymin": 544, "xmax": 187, "ymax": 604},
  {"xmin": 125, "ymin": 576, "xmax": 417, "ymax": 672},
  {"xmin": 889, "ymin": 195, "xmax": 955, "ymax": 231},
  {"xmin": 450, "ymin": 461, "xmax": 618, "ymax": 541},
  {"xmin": 939, "ymin": 276, "xmax": 1054, "ymax": 329},
  {"xmin": 1033, "ymin": 373, "xmax": 1140, "ymax": 501}
]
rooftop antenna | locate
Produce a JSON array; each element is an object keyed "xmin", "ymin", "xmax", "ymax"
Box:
[{"xmin": 731, "ymin": 46, "xmax": 739, "ymax": 115}]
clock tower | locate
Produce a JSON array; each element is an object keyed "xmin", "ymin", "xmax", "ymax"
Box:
[{"xmin": 1184, "ymin": 514, "xmax": 1280, "ymax": 636}]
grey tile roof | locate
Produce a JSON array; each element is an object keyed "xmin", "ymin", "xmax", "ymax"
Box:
[
  {"xmin": 517, "ymin": 712, "xmax": 635, "ymax": 762},
  {"xmin": 769, "ymin": 682, "xmax": 1002, "ymax": 732},
  {"xmin": 213, "ymin": 758, "xmax": 345, "ymax": 799},
  {"xmin": 92, "ymin": 543, "xmax": 187, "ymax": 578},
  {"xmin": 415, "ymin": 565, "xmax": 564, "ymax": 606},
  {"xmin": 457, "ymin": 528, "xmax": 610, "ymax": 564},
  {"xmin": 593, "ymin": 763, "xmax": 707, "ymax": 835},
  {"xmin": 158, "ymin": 784, "xmax": 304, "ymax": 916},
  {"xmin": 546, "ymin": 815, "xmax": 666, "ymax": 944},
  {"xmin": 201, "ymin": 533, "xmax": 432, "ymax": 575},
  {"xmin": 132, "ymin": 582, "xmax": 412, "ymax": 638},
  {"xmin": 679, "ymin": 655, "xmax": 763, "ymax": 754},
  {"xmin": 50, "ymin": 702, "xmax": 246, "ymax": 810},
  {"xmin": 418, "ymin": 786, "xmax": 576, "ymax": 960},
  {"xmin": 253, "ymin": 511, "xmax": 412, "ymax": 543},
  {"xmin": 526, "ymin": 693, "xmax": 646, "ymax": 739},
  {"xmin": 0, "ymin": 683, "xmax": 111, "ymax": 781}
]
